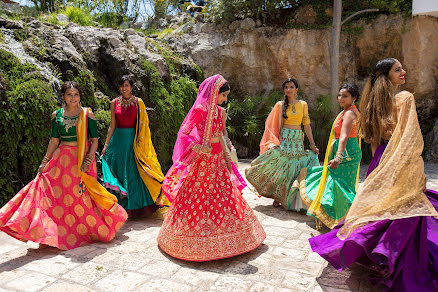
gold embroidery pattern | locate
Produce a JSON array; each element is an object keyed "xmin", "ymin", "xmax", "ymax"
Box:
[
  {"xmin": 158, "ymin": 149, "xmax": 265, "ymax": 261},
  {"xmin": 117, "ymin": 96, "xmax": 137, "ymax": 109},
  {"xmin": 245, "ymin": 129, "xmax": 319, "ymax": 203},
  {"xmin": 60, "ymin": 111, "xmax": 79, "ymax": 132}
]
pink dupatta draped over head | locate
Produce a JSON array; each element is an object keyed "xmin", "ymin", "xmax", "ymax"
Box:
[{"xmin": 162, "ymin": 74, "xmax": 227, "ymax": 202}]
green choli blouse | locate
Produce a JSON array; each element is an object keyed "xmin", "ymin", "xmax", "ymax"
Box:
[{"xmin": 50, "ymin": 108, "xmax": 98, "ymax": 142}]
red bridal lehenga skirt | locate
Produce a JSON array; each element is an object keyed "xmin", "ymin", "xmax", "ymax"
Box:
[
  {"xmin": 157, "ymin": 143, "xmax": 266, "ymax": 261},
  {"xmin": 0, "ymin": 145, "xmax": 127, "ymax": 250}
]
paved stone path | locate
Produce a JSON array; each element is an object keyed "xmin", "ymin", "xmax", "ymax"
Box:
[{"xmin": 1, "ymin": 161, "xmax": 438, "ymax": 292}]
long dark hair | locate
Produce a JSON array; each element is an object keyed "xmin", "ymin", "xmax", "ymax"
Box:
[
  {"xmin": 360, "ymin": 58, "xmax": 398, "ymax": 144},
  {"xmin": 282, "ymin": 78, "xmax": 299, "ymax": 119}
]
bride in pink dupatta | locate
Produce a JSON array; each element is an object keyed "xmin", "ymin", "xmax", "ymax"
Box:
[{"xmin": 157, "ymin": 75, "xmax": 266, "ymax": 261}]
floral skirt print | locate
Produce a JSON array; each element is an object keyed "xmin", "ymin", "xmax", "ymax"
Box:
[
  {"xmin": 158, "ymin": 142, "xmax": 266, "ymax": 261},
  {"xmin": 246, "ymin": 128, "xmax": 319, "ymax": 211}
]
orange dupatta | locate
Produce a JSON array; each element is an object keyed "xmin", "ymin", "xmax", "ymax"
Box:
[
  {"xmin": 260, "ymin": 102, "xmax": 283, "ymax": 154},
  {"xmin": 77, "ymin": 108, "xmax": 118, "ymax": 212}
]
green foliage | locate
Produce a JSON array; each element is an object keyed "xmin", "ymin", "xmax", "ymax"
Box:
[
  {"xmin": 141, "ymin": 59, "xmax": 198, "ymax": 169},
  {"xmin": 94, "ymin": 109, "xmax": 111, "ymax": 150},
  {"xmin": 226, "ymin": 90, "xmax": 282, "ymax": 156},
  {"xmin": 94, "ymin": 11, "xmax": 123, "ymax": 27},
  {"xmin": 370, "ymin": 0, "xmax": 412, "ymax": 14},
  {"xmin": 61, "ymin": 6, "xmax": 94, "ymax": 26},
  {"xmin": 0, "ymin": 49, "xmax": 57, "ymax": 206},
  {"xmin": 304, "ymin": 95, "xmax": 334, "ymax": 157},
  {"xmin": 210, "ymin": 0, "xmax": 412, "ymax": 26}
]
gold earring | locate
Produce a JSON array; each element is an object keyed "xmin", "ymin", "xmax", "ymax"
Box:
[{"xmin": 62, "ymin": 100, "xmax": 66, "ymax": 108}]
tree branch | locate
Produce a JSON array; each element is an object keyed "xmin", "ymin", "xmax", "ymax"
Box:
[{"xmin": 341, "ymin": 8, "xmax": 379, "ymax": 25}]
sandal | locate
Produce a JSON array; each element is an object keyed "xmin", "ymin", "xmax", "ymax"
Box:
[{"xmin": 315, "ymin": 218, "xmax": 323, "ymax": 231}]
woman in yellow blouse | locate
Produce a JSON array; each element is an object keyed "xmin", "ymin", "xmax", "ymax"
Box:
[{"xmin": 246, "ymin": 78, "xmax": 319, "ymax": 210}]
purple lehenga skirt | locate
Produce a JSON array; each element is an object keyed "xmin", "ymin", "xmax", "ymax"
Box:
[{"xmin": 309, "ymin": 144, "xmax": 438, "ymax": 292}]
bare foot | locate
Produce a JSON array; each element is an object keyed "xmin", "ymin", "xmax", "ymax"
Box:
[{"xmin": 272, "ymin": 200, "xmax": 280, "ymax": 207}]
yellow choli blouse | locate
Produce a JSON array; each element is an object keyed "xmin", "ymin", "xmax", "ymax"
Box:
[{"xmin": 283, "ymin": 100, "xmax": 310, "ymax": 126}]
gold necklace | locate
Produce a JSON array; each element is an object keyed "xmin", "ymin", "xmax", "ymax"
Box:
[
  {"xmin": 60, "ymin": 108, "xmax": 80, "ymax": 132},
  {"xmin": 118, "ymin": 95, "xmax": 136, "ymax": 109}
]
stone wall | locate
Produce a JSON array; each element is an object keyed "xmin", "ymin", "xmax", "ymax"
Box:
[{"xmin": 166, "ymin": 14, "xmax": 438, "ymax": 160}]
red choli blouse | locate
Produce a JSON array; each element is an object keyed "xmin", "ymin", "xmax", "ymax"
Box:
[{"xmin": 114, "ymin": 97, "xmax": 137, "ymax": 128}]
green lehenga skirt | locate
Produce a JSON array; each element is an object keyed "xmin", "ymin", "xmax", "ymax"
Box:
[
  {"xmin": 102, "ymin": 127, "xmax": 157, "ymax": 217},
  {"xmin": 245, "ymin": 129, "xmax": 319, "ymax": 211},
  {"xmin": 298, "ymin": 137, "xmax": 361, "ymax": 228}
]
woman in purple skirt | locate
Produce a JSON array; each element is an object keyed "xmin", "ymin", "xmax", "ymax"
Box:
[{"xmin": 309, "ymin": 58, "xmax": 438, "ymax": 291}]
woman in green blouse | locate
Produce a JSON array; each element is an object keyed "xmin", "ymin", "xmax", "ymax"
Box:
[{"xmin": 0, "ymin": 81, "xmax": 127, "ymax": 250}]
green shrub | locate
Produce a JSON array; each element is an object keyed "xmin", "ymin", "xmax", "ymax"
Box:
[
  {"xmin": 94, "ymin": 109, "xmax": 111, "ymax": 151},
  {"xmin": 61, "ymin": 6, "xmax": 93, "ymax": 26},
  {"xmin": 0, "ymin": 49, "xmax": 57, "ymax": 206},
  {"xmin": 141, "ymin": 60, "xmax": 198, "ymax": 169},
  {"xmin": 94, "ymin": 12, "xmax": 123, "ymax": 28},
  {"xmin": 226, "ymin": 90, "xmax": 282, "ymax": 156},
  {"xmin": 305, "ymin": 95, "xmax": 334, "ymax": 157}
]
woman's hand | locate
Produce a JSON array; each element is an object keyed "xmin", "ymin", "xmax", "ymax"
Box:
[
  {"xmin": 38, "ymin": 163, "xmax": 47, "ymax": 174},
  {"xmin": 311, "ymin": 146, "xmax": 319, "ymax": 155},
  {"xmin": 81, "ymin": 161, "xmax": 91, "ymax": 173},
  {"xmin": 328, "ymin": 159, "xmax": 340, "ymax": 169},
  {"xmin": 194, "ymin": 144, "xmax": 212, "ymax": 155},
  {"xmin": 268, "ymin": 143, "xmax": 279, "ymax": 150},
  {"xmin": 102, "ymin": 145, "xmax": 108, "ymax": 157}
]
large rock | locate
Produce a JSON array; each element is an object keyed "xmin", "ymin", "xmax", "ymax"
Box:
[
  {"xmin": 426, "ymin": 120, "xmax": 438, "ymax": 162},
  {"xmin": 166, "ymin": 14, "xmax": 438, "ymax": 159},
  {"xmin": 0, "ymin": 16, "xmax": 24, "ymax": 29},
  {"xmin": 125, "ymin": 33, "xmax": 170, "ymax": 78},
  {"xmin": 56, "ymin": 14, "xmax": 69, "ymax": 23}
]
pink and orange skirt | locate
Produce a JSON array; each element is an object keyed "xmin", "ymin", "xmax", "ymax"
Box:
[{"xmin": 0, "ymin": 145, "xmax": 127, "ymax": 250}]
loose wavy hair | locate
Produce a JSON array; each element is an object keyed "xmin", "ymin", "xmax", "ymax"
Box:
[{"xmin": 359, "ymin": 58, "xmax": 398, "ymax": 145}]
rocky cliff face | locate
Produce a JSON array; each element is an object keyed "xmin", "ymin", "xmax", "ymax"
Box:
[
  {"xmin": 0, "ymin": 16, "xmax": 199, "ymax": 104},
  {"xmin": 165, "ymin": 14, "xmax": 438, "ymax": 160},
  {"xmin": 1, "ymin": 12, "xmax": 437, "ymax": 161}
]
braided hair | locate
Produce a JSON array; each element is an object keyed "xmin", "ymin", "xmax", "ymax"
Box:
[{"xmin": 282, "ymin": 78, "xmax": 299, "ymax": 119}]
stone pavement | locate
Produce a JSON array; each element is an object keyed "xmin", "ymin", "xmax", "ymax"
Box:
[{"xmin": 1, "ymin": 161, "xmax": 438, "ymax": 292}]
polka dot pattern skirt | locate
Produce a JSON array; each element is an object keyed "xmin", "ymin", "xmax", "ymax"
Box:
[{"xmin": 0, "ymin": 145, "xmax": 127, "ymax": 250}]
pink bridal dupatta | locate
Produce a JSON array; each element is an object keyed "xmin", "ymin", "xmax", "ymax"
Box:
[{"xmin": 162, "ymin": 75, "xmax": 227, "ymax": 202}]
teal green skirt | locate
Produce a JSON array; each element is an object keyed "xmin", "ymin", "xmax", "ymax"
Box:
[
  {"xmin": 102, "ymin": 127, "xmax": 157, "ymax": 217},
  {"xmin": 299, "ymin": 137, "xmax": 361, "ymax": 228},
  {"xmin": 245, "ymin": 128, "xmax": 319, "ymax": 211}
]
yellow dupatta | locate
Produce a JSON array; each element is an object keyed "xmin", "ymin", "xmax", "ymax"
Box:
[
  {"xmin": 134, "ymin": 98, "xmax": 170, "ymax": 208},
  {"xmin": 77, "ymin": 108, "xmax": 118, "ymax": 212},
  {"xmin": 306, "ymin": 113, "xmax": 362, "ymax": 218}
]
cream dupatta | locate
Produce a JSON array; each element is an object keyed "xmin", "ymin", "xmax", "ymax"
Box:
[{"xmin": 337, "ymin": 91, "xmax": 438, "ymax": 239}]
